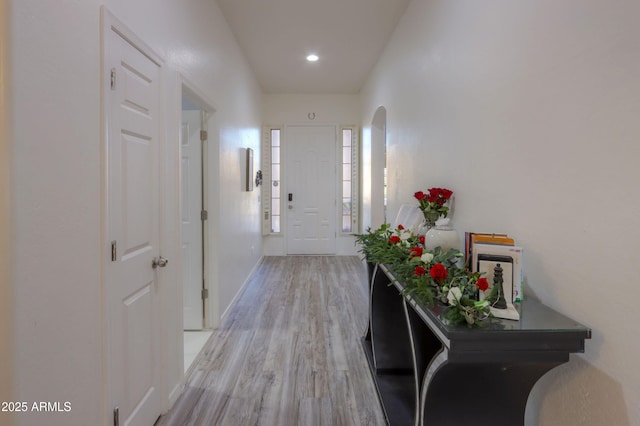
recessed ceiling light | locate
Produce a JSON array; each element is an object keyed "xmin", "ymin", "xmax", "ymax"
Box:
[{"xmin": 306, "ymin": 54, "xmax": 319, "ymax": 62}]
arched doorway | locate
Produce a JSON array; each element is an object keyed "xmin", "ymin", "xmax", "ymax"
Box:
[{"xmin": 371, "ymin": 106, "xmax": 387, "ymax": 228}]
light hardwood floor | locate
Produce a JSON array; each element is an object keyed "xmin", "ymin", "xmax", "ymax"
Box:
[{"xmin": 157, "ymin": 256, "xmax": 386, "ymax": 426}]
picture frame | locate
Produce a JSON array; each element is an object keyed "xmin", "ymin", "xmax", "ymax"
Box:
[
  {"xmin": 245, "ymin": 148, "xmax": 253, "ymax": 191},
  {"xmin": 477, "ymin": 254, "xmax": 513, "ymax": 304},
  {"xmin": 471, "ymin": 243, "xmax": 524, "ymax": 303}
]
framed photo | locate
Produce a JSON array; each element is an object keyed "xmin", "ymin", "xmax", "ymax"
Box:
[
  {"xmin": 477, "ymin": 254, "xmax": 513, "ymax": 304},
  {"xmin": 471, "ymin": 243, "xmax": 523, "ymax": 303},
  {"xmin": 245, "ymin": 148, "xmax": 253, "ymax": 191}
]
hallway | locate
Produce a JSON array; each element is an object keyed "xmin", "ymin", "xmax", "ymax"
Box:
[
  {"xmin": 5, "ymin": 1, "xmax": 640, "ymax": 424},
  {"xmin": 157, "ymin": 256, "xmax": 386, "ymax": 426}
]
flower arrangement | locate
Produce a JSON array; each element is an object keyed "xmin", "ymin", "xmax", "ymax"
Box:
[
  {"xmin": 355, "ymin": 223, "xmax": 420, "ymax": 266},
  {"xmin": 414, "ymin": 187, "xmax": 454, "ymax": 228},
  {"xmin": 357, "ymin": 222, "xmax": 498, "ymax": 327},
  {"xmin": 400, "ymin": 244, "xmax": 495, "ymax": 326}
]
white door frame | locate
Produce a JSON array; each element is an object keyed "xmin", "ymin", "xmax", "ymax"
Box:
[{"xmin": 179, "ymin": 77, "xmax": 218, "ymax": 330}]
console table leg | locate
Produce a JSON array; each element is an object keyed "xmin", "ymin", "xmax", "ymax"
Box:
[{"xmin": 420, "ymin": 356, "xmax": 565, "ymax": 426}]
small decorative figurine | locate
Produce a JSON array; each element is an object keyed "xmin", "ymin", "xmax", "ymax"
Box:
[{"xmin": 493, "ymin": 263, "xmax": 508, "ymax": 309}]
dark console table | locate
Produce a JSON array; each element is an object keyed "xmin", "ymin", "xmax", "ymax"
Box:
[{"xmin": 362, "ymin": 264, "xmax": 591, "ymax": 426}]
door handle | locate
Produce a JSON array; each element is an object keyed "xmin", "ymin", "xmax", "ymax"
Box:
[
  {"xmin": 152, "ymin": 256, "xmax": 168, "ymax": 269},
  {"xmin": 288, "ymin": 193, "xmax": 293, "ymax": 202}
]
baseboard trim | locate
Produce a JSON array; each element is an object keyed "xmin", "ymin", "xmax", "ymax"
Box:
[{"xmin": 220, "ymin": 256, "xmax": 264, "ymax": 323}]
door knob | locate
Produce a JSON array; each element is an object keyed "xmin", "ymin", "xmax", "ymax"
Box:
[{"xmin": 152, "ymin": 256, "xmax": 168, "ymax": 269}]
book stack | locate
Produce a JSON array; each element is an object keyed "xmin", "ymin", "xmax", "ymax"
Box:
[{"xmin": 465, "ymin": 232, "xmax": 523, "ymax": 320}]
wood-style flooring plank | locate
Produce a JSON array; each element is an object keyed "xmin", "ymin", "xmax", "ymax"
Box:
[{"xmin": 157, "ymin": 256, "xmax": 385, "ymax": 426}]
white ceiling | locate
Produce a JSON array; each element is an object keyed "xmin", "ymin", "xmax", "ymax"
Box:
[{"xmin": 216, "ymin": 0, "xmax": 411, "ymax": 94}]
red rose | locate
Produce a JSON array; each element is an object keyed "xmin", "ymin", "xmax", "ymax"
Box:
[
  {"xmin": 414, "ymin": 191, "xmax": 426, "ymax": 201},
  {"xmin": 397, "ymin": 224, "xmax": 404, "ymax": 230},
  {"xmin": 389, "ymin": 235, "xmax": 401, "ymax": 244},
  {"xmin": 410, "ymin": 246, "xmax": 423, "ymax": 258},
  {"xmin": 427, "ymin": 187, "xmax": 453, "ymax": 202},
  {"xmin": 476, "ymin": 277, "xmax": 489, "ymax": 292},
  {"xmin": 415, "ymin": 265, "xmax": 427, "ymax": 276},
  {"xmin": 419, "ymin": 235, "xmax": 425, "ymax": 245},
  {"xmin": 429, "ymin": 263, "xmax": 448, "ymax": 282}
]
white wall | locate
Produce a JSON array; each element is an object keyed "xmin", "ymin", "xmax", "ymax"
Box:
[
  {"xmin": 262, "ymin": 94, "xmax": 361, "ymax": 255},
  {"xmin": 0, "ymin": 1, "xmax": 14, "ymax": 425},
  {"xmin": 361, "ymin": 0, "xmax": 640, "ymax": 424},
  {"xmin": 7, "ymin": 1, "xmax": 262, "ymax": 425}
]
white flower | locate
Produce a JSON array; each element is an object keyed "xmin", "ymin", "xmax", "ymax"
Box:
[
  {"xmin": 447, "ymin": 287, "xmax": 462, "ymax": 306},
  {"xmin": 420, "ymin": 252, "xmax": 434, "ymax": 264},
  {"xmin": 400, "ymin": 230, "xmax": 412, "ymax": 241}
]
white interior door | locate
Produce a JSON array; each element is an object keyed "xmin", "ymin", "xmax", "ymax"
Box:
[
  {"xmin": 181, "ymin": 109, "xmax": 204, "ymax": 330},
  {"xmin": 104, "ymin": 11, "xmax": 162, "ymax": 426},
  {"xmin": 286, "ymin": 125, "xmax": 336, "ymax": 254}
]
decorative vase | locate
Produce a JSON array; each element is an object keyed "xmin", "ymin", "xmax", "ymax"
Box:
[
  {"xmin": 419, "ymin": 195, "xmax": 454, "ymax": 236},
  {"xmin": 417, "ymin": 220, "xmax": 431, "ymax": 237},
  {"xmin": 424, "ymin": 218, "xmax": 459, "ymax": 252}
]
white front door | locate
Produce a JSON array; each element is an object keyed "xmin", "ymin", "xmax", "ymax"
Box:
[
  {"xmin": 104, "ymin": 11, "xmax": 162, "ymax": 426},
  {"xmin": 181, "ymin": 110, "xmax": 204, "ymax": 330},
  {"xmin": 286, "ymin": 125, "xmax": 336, "ymax": 254}
]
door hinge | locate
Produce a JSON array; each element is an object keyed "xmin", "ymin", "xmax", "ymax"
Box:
[
  {"xmin": 110, "ymin": 68, "xmax": 116, "ymax": 90},
  {"xmin": 202, "ymin": 288, "xmax": 209, "ymax": 300},
  {"xmin": 200, "ymin": 130, "xmax": 207, "ymax": 141},
  {"xmin": 113, "ymin": 407, "xmax": 119, "ymax": 426},
  {"xmin": 111, "ymin": 241, "xmax": 117, "ymax": 262},
  {"xmin": 201, "ymin": 210, "xmax": 208, "ymax": 221}
]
